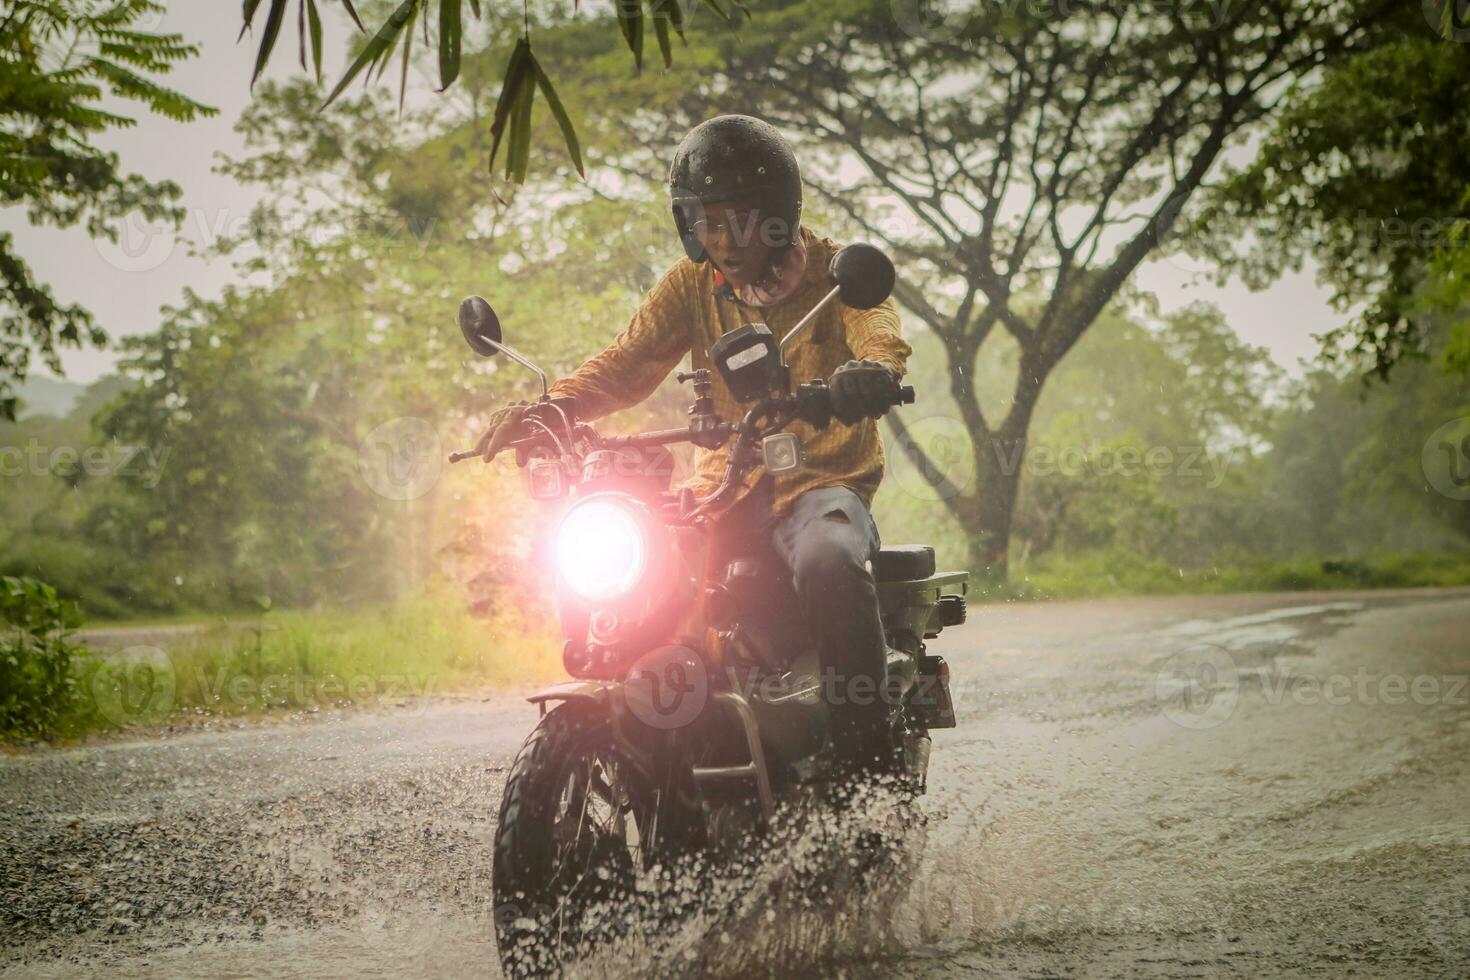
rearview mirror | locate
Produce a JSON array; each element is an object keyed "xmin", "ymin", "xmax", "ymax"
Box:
[
  {"xmin": 459, "ymin": 296, "xmax": 503, "ymax": 358},
  {"xmin": 829, "ymin": 243, "xmax": 895, "ymax": 310}
]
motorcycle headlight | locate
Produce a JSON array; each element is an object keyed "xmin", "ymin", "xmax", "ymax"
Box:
[{"xmin": 554, "ymin": 496, "xmax": 648, "ymax": 601}]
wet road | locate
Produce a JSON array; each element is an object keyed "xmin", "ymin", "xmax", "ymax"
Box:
[{"xmin": 3, "ymin": 587, "xmax": 1469, "ymax": 978}]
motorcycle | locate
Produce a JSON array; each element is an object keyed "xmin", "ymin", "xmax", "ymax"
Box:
[{"xmin": 450, "ymin": 243, "xmax": 967, "ymax": 976}]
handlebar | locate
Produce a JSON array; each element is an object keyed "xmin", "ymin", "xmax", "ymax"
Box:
[
  {"xmin": 600, "ymin": 425, "xmax": 728, "ymax": 449},
  {"xmin": 449, "ymin": 382, "xmax": 915, "ymax": 465}
]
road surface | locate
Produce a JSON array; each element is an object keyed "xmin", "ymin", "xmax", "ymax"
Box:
[{"xmin": 3, "ymin": 588, "xmax": 1468, "ymax": 978}]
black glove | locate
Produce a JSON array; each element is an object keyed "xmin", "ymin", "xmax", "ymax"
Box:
[
  {"xmin": 474, "ymin": 400, "xmax": 532, "ymax": 461},
  {"xmin": 828, "ymin": 359, "xmax": 899, "ymax": 425}
]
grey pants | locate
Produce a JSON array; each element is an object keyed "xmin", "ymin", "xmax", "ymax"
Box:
[
  {"xmin": 766, "ymin": 486, "xmax": 889, "ymax": 752},
  {"xmin": 770, "ymin": 487, "xmax": 882, "ymax": 702}
]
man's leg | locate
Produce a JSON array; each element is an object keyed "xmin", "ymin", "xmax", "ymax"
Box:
[{"xmin": 770, "ymin": 486, "xmax": 889, "ymax": 771}]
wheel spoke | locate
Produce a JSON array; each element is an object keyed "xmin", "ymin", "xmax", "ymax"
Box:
[{"xmin": 546, "ymin": 743, "xmax": 648, "ymax": 903}]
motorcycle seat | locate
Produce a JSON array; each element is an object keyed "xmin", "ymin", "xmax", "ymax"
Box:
[{"xmin": 873, "ymin": 545, "xmax": 935, "ymax": 581}]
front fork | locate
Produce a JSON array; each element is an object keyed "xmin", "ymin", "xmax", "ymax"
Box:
[{"xmin": 527, "ymin": 678, "xmax": 777, "ymax": 870}]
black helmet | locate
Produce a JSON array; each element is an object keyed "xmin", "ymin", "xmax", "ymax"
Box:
[{"xmin": 668, "ymin": 115, "xmax": 803, "ymax": 263}]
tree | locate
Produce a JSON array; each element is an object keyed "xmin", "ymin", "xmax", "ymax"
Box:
[
  {"xmin": 1254, "ymin": 316, "xmax": 1470, "ymax": 557},
  {"xmin": 75, "ymin": 76, "xmax": 688, "ymax": 610},
  {"xmin": 1010, "ymin": 303, "xmax": 1282, "ymax": 568},
  {"xmin": 1207, "ymin": 33, "xmax": 1470, "ymax": 381},
  {"xmin": 0, "ymin": 0, "xmax": 212, "ymax": 420},
  {"xmin": 579, "ymin": 0, "xmax": 1407, "ymax": 581}
]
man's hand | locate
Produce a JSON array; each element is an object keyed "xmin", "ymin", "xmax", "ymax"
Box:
[
  {"xmin": 828, "ymin": 360, "xmax": 899, "ymax": 425},
  {"xmin": 474, "ymin": 400, "xmax": 532, "ymax": 461}
]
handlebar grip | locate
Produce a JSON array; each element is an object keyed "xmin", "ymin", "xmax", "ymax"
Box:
[
  {"xmin": 896, "ymin": 385, "xmax": 915, "ymax": 405},
  {"xmin": 601, "ymin": 427, "xmax": 693, "ymax": 448}
]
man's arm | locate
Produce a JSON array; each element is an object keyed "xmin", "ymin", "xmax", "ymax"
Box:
[
  {"xmin": 842, "ymin": 297, "xmax": 912, "ymax": 378},
  {"xmin": 547, "ymin": 264, "xmax": 692, "ymax": 421}
]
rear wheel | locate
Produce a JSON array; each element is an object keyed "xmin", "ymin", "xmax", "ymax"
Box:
[{"xmin": 492, "ymin": 703, "xmax": 659, "ymax": 977}]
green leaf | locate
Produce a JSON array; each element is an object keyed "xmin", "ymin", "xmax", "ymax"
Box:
[
  {"xmin": 239, "ymin": 0, "xmax": 266, "ymax": 42},
  {"xmin": 340, "ymin": 0, "xmax": 366, "ymax": 32},
  {"xmin": 322, "ymin": 0, "xmax": 418, "ymax": 107},
  {"xmin": 438, "ymin": 0, "xmax": 461, "ymax": 90},
  {"xmin": 615, "ymin": 0, "xmax": 644, "ymax": 72},
  {"xmin": 652, "ymin": 5, "xmax": 673, "ymax": 68},
  {"xmin": 486, "ymin": 38, "xmax": 534, "ymax": 180},
  {"xmin": 398, "ymin": 1, "xmax": 416, "ymax": 113},
  {"xmin": 372, "ymin": 27, "xmax": 401, "ymax": 83},
  {"xmin": 305, "ymin": 0, "xmax": 323, "ymax": 84},
  {"xmin": 530, "ymin": 50, "xmax": 584, "ymax": 177},
  {"xmin": 251, "ymin": 0, "xmax": 288, "ymax": 87},
  {"xmin": 509, "ymin": 73, "xmax": 534, "ymax": 182},
  {"xmin": 665, "ymin": 0, "xmax": 686, "ymax": 39},
  {"xmin": 699, "ymin": 0, "xmax": 731, "ymax": 27}
]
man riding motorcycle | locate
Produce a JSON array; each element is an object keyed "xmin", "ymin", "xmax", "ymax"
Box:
[{"xmin": 479, "ymin": 114, "xmax": 912, "ymax": 775}]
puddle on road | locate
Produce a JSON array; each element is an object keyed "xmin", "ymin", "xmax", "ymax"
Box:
[
  {"xmin": 7, "ymin": 594, "xmax": 1468, "ymax": 978},
  {"xmin": 1163, "ymin": 601, "xmax": 1363, "ymax": 643}
]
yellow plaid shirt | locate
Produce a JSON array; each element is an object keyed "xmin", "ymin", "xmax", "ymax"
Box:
[{"xmin": 547, "ymin": 227, "xmax": 912, "ymax": 515}]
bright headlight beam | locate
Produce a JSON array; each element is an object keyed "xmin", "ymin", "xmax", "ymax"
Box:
[{"xmin": 554, "ymin": 498, "xmax": 647, "ymax": 601}]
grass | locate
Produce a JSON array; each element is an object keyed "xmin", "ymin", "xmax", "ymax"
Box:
[
  {"xmin": 28, "ymin": 583, "xmax": 562, "ymax": 743},
  {"xmin": 13, "ymin": 551, "xmax": 1470, "ymax": 744},
  {"xmin": 1002, "ymin": 549, "xmax": 1470, "ymax": 601}
]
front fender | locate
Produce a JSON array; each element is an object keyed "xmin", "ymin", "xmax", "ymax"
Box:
[
  {"xmin": 526, "ymin": 680, "xmax": 616, "ymax": 714},
  {"xmin": 523, "ymin": 676, "xmax": 671, "ymax": 789},
  {"xmin": 528, "ymin": 645, "xmax": 708, "ymax": 722}
]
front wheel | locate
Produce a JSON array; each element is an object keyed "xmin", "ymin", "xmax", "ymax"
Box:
[{"xmin": 491, "ymin": 702, "xmax": 661, "ymax": 977}]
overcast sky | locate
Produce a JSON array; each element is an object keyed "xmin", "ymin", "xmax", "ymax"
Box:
[{"xmin": 4, "ymin": 4, "xmax": 1344, "ymax": 387}]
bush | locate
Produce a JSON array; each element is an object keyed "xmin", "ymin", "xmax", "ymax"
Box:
[
  {"xmin": 0, "ymin": 576, "xmax": 91, "ymax": 739},
  {"xmin": 0, "ymin": 536, "xmax": 181, "ymax": 620},
  {"xmin": 21, "ymin": 581, "xmax": 564, "ymax": 739}
]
